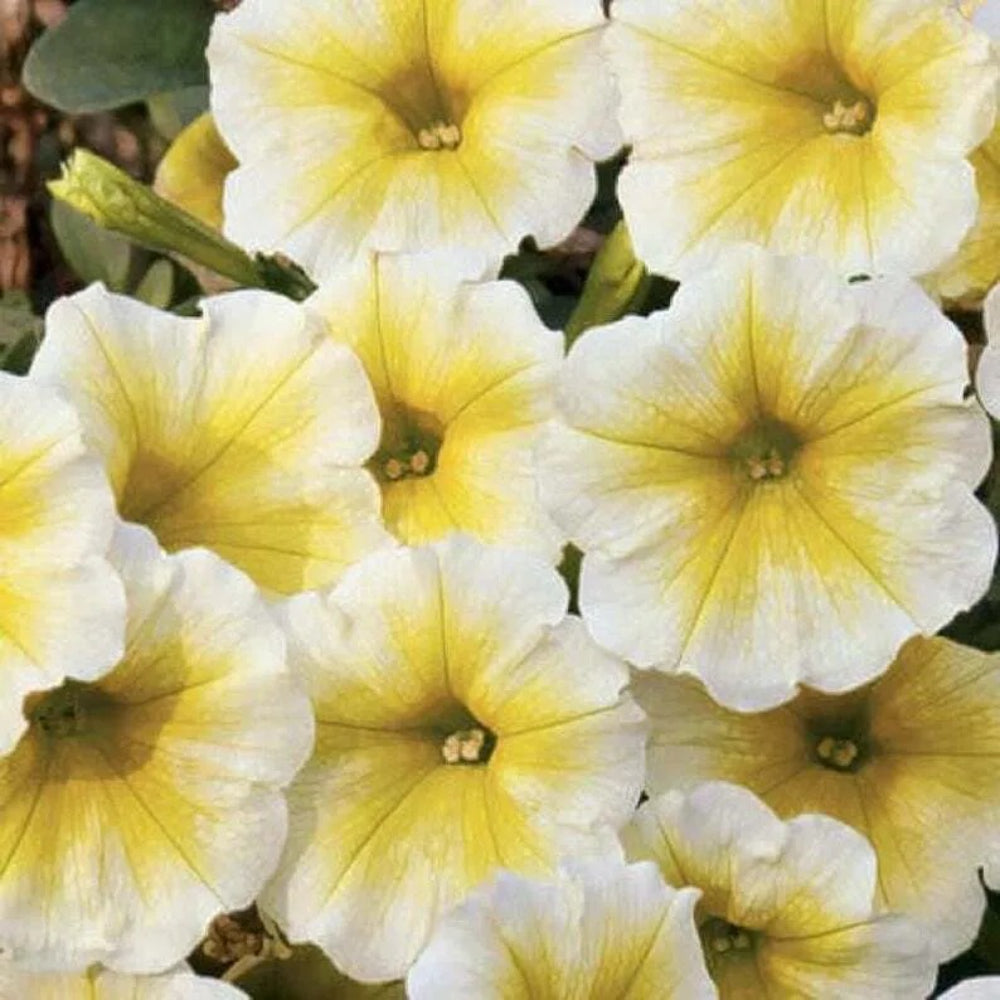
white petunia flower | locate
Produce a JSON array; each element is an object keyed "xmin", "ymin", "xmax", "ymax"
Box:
[{"xmin": 543, "ymin": 248, "xmax": 996, "ymax": 710}]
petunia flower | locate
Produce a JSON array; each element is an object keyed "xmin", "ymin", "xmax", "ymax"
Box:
[
  {"xmin": 0, "ymin": 372, "xmax": 124, "ymax": 757},
  {"xmin": 406, "ymin": 862, "xmax": 714, "ymax": 999},
  {"xmin": 633, "ymin": 635, "xmax": 1000, "ymax": 961},
  {"xmin": 0, "ymin": 524, "xmax": 314, "ymax": 972},
  {"xmin": 261, "ymin": 536, "xmax": 646, "ymax": 982},
  {"xmin": 625, "ymin": 783, "xmax": 936, "ymax": 999},
  {"xmin": 542, "ymin": 248, "xmax": 996, "ymax": 710},
  {"xmin": 31, "ymin": 283, "xmax": 389, "ymax": 596},
  {"xmin": 607, "ymin": 0, "xmax": 998, "ymax": 278},
  {"xmin": 307, "ymin": 254, "xmax": 563, "ymax": 559},
  {"xmin": 0, "ymin": 962, "xmax": 246, "ymax": 999},
  {"xmin": 207, "ymin": 0, "xmax": 619, "ymax": 278}
]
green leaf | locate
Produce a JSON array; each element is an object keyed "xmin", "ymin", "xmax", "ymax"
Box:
[
  {"xmin": 51, "ymin": 199, "xmax": 133, "ymax": 290},
  {"xmin": 0, "ymin": 292, "xmax": 43, "ymax": 374},
  {"xmin": 23, "ymin": 0, "xmax": 215, "ymax": 113}
]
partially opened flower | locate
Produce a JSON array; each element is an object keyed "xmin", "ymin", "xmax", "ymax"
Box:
[
  {"xmin": 0, "ymin": 525, "xmax": 314, "ymax": 971},
  {"xmin": 407, "ymin": 862, "xmax": 714, "ymax": 999},
  {"xmin": 634, "ymin": 635, "xmax": 1000, "ymax": 961},
  {"xmin": 307, "ymin": 254, "xmax": 563, "ymax": 558},
  {"xmin": 542, "ymin": 248, "xmax": 995, "ymax": 709},
  {"xmin": 262, "ymin": 536, "xmax": 646, "ymax": 981},
  {"xmin": 0, "ymin": 372, "xmax": 124, "ymax": 757},
  {"xmin": 208, "ymin": 0, "xmax": 618, "ymax": 277},
  {"xmin": 625, "ymin": 783, "xmax": 935, "ymax": 999},
  {"xmin": 608, "ymin": 0, "xmax": 997, "ymax": 278},
  {"xmin": 0, "ymin": 963, "xmax": 245, "ymax": 999},
  {"xmin": 32, "ymin": 283, "xmax": 388, "ymax": 595}
]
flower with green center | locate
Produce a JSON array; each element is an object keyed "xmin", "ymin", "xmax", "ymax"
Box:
[
  {"xmin": 0, "ymin": 962, "xmax": 245, "ymax": 999},
  {"xmin": 0, "ymin": 524, "xmax": 314, "ymax": 971},
  {"xmin": 608, "ymin": 0, "xmax": 998, "ymax": 278},
  {"xmin": 406, "ymin": 862, "xmax": 714, "ymax": 999},
  {"xmin": 31, "ymin": 283, "xmax": 389, "ymax": 596},
  {"xmin": 0, "ymin": 372, "xmax": 124, "ymax": 758},
  {"xmin": 261, "ymin": 536, "xmax": 646, "ymax": 981},
  {"xmin": 207, "ymin": 0, "xmax": 619, "ymax": 278},
  {"xmin": 624, "ymin": 783, "xmax": 936, "ymax": 999},
  {"xmin": 307, "ymin": 254, "xmax": 563, "ymax": 558},
  {"xmin": 542, "ymin": 248, "xmax": 995, "ymax": 709},
  {"xmin": 634, "ymin": 635, "xmax": 1000, "ymax": 961}
]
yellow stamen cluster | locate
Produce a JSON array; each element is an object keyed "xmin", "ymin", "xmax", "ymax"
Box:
[
  {"xmin": 816, "ymin": 735, "xmax": 860, "ymax": 770},
  {"xmin": 746, "ymin": 449, "xmax": 786, "ymax": 481},
  {"xmin": 823, "ymin": 99, "xmax": 871, "ymax": 135},
  {"xmin": 383, "ymin": 449, "xmax": 433, "ymax": 481},
  {"xmin": 708, "ymin": 923, "xmax": 753, "ymax": 954},
  {"xmin": 441, "ymin": 727, "xmax": 488, "ymax": 764},
  {"xmin": 417, "ymin": 121, "xmax": 462, "ymax": 151}
]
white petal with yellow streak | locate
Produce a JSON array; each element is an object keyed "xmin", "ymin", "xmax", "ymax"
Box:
[
  {"xmin": 627, "ymin": 783, "xmax": 935, "ymax": 1000},
  {"xmin": 609, "ymin": 0, "xmax": 997, "ymax": 277},
  {"xmin": 33, "ymin": 284, "xmax": 388, "ymax": 595},
  {"xmin": 0, "ymin": 373, "xmax": 124, "ymax": 757},
  {"xmin": 407, "ymin": 862, "xmax": 713, "ymax": 999},
  {"xmin": 0, "ymin": 962, "xmax": 245, "ymax": 1000},
  {"xmin": 210, "ymin": 0, "xmax": 616, "ymax": 276},
  {"xmin": 262, "ymin": 536, "xmax": 644, "ymax": 981},
  {"xmin": 0, "ymin": 524, "xmax": 314, "ymax": 972},
  {"xmin": 308, "ymin": 254, "xmax": 564, "ymax": 558},
  {"xmin": 543, "ymin": 249, "xmax": 995, "ymax": 709},
  {"xmin": 636, "ymin": 635, "xmax": 1000, "ymax": 961}
]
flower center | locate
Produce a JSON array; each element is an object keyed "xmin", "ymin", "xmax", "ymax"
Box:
[
  {"xmin": 730, "ymin": 418, "xmax": 800, "ymax": 483},
  {"xmin": 440, "ymin": 725, "xmax": 496, "ymax": 765},
  {"xmin": 25, "ymin": 679, "xmax": 116, "ymax": 739},
  {"xmin": 371, "ymin": 403, "xmax": 444, "ymax": 484},
  {"xmin": 701, "ymin": 918, "xmax": 757, "ymax": 959},
  {"xmin": 822, "ymin": 96, "xmax": 875, "ymax": 135},
  {"xmin": 815, "ymin": 735, "xmax": 861, "ymax": 771},
  {"xmin": 416, "ymin": 120, "xmax": 462, "ymax": 151}
]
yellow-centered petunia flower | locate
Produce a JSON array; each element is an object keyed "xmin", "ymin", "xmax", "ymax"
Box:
[
  {"xmin": 542, "ymin": 249, "xmax": 996, "ymax": 710},
  {"xmin": 31, "ymin": 283, "xmax": 389, "ymax": 596},
  {"xmin": 0, "ymin": 525, "xmax": 314, "ymax": 972},
  {"xmin": 625, "ymin": 783, "xmax": 936, "ymax": 999},
  {"xmin": 608, "ymin": 0, "xmax": 998, "ymax": 278},
  {"xmin": 307, "ymin": 254, "xmax": 563, "ymax": 558},
  {"xmin": 0, "ymin": 372, "xmax": 124, "ymax": 758},
  {"xmin": 261, "ymin": 536, "xmax": 646, "ymax": 981},
  {"xmin": 406, "ymin": 862, "xmax": 715, "ymax": 999},
  {"xmin": 207, "ymin": 0, "xmax": 619, "ymax": 278},
  {"xmin": 634, "ymin": 635, "xmax": 1000, "ymax": 961},
  {"xmin": 0, "ymin": 962, "xmax": 245, "ymax": 999}
]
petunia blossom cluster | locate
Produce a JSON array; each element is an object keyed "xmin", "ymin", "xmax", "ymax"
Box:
[{"xmin": 5, "ymin": 0, "xmax": 1000, "ymax": 997}]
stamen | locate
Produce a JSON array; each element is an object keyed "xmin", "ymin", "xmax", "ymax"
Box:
[
  {"xmin": 441, "ymin": 727, "xmax": 488, "ymax": 764},
  {"xmin": 417, "ymin": 121, "xmax": 462, "ymax": 151},
  {"xmin": 746, "ymin": 449, "xmax": 785, "ymax": 481},
  {"xmin": 816, "ymin": 735, "xmax": 860, "ymax": 770},
  {"xmin": 823, "ymin": 99, "xmax": 871, "ymax": 134}
]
